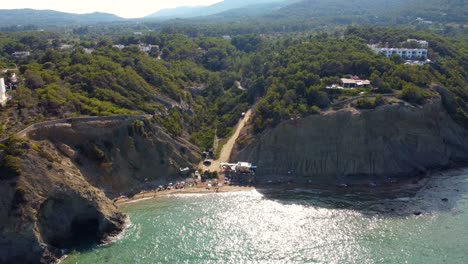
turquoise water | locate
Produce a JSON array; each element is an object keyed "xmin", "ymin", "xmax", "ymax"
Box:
[{"xmin": 63, "ymin": 169, "xmax": 468, "ymax": 264}]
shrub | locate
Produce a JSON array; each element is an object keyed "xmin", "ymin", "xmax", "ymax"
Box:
[
  {"xmin": 31, "ymin": 143, "xmax": 55, "ymax": 163},
  {"xmin": 353, "ymin": 95, "xmax": 386, "ymax": 109},
  {"xmin": 190, "ymin": 128, "xmax": 215, "ymax": 150},
  {"xmin": 206, "ymin": 171, "xmax": 218, "ymax": 179},
  {"xmin": 353, "ymin": 98, "xmax": 376, "ymax": 109},
  {"xmin": 132, "ymin": 120, "xmax": 145, "ymax": 135},
  {"xmin": 374, "ymin": 95, "xmax": 385, "ymax": 106},
  {"xmin": 398, "ymin": 84, "xmax": 430, "ymax": 105},
  {"xmin": 77, "ymin": 143, "xmax": 108, "ymax": 163},
  {"xmin": 310, "ymin": 105, "xmax": 321, "ymax": 114},
  {"xmin": 90, "ymin": 144, "xmax": 107, "ymax": 162}
]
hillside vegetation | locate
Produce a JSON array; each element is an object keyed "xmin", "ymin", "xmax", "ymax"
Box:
[
  {"xmin": 241, "ymin": 27, "xmax": 467, "ymax": 132},
  {"xmin": 0, "ymin": 27, "xmax": 466, "ymax": 146},
  {"xmin": 0, "ymin": 33, "xmax": 253, "ymax": 150}
]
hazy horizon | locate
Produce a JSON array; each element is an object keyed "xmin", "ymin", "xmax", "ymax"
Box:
[{"xmin": 0, "ymin": 0, "xmax": 224, "ymax": 18}]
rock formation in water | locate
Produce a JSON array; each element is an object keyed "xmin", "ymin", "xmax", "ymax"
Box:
[
  {"xmin": 231, "ymin": 100, "xmax": 468, "ymax": 185},
  {"xmin": 0, "ymin": 116, "xmax": 199, "ymax": 263}
]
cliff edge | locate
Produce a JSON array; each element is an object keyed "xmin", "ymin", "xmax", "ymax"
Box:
[
  {"xmin": 0, "ymin": 116, "xmax": 199, "ymax": 263},
  {"xmin": 231, "ymin": 100, "xmax": 468, "ymax": 185}
]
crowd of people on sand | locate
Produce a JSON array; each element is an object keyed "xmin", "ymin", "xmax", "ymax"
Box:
[
  {"xmin": 205, "ymin": 179, "xmax": 225, "ymax": 192},
  {"xmin": 157, "ymin": 181, "xmax": 189, "ymax": 191},
  {"xmin": 113, "ymin": 169, "xmax": 257, "ymax": 203}
]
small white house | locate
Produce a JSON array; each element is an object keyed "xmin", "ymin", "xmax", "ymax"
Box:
[
  {"xmin": 340, "ymin": 78, "xmax": 371, "ymax": 89},
  {"xmin": 138, "ymin": 44, "xmax": 159, "ymax": 53},
  {"xmin": 83, "ymin": 48, "xmax": 94, "ymax": 54},
  {"xmin": 113, "ymin": 44, "xmax": 126, "ymax": 50},
  {"xmin": 11, "ymin": 51, "xmax": 30, "ymax": 58}
]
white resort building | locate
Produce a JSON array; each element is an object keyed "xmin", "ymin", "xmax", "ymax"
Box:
[
  {"xmin": 370, "ymin": 46, "xmax": 428, "ymax": 59},
  {"xmin": 369, "ymin": 39, "xmax": 429, "ymax": 60}
]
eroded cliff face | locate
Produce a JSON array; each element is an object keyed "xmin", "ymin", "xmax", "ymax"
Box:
[
  {"xmin": 232, "ymin": 100, "xmax": 468, "ymax": 185},
  {"xmin": 0, "ymin": 117, "xmax": 199, "ymax": 263},
  {"xmin": 27, "ymin": 117, "xmax": 200, "ymax": 196},
  {"xmin": 0, "ymin": 141, "xmax": 126, "ymax": 264}
]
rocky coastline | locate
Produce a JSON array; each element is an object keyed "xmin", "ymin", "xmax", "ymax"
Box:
[
  {"xmin": 1, "ymin": 99, "xmax": 467, "ymax": 263},
  {"xmin": 231, "ymin": 100, "xmax": 468, "ymax": 186},
  {"xmin": 0, "ymin": 116, "xmax": 199, "ymax": 263}
]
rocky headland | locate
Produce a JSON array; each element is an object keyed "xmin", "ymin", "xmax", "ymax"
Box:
[{"xmin": 0, "ymin": 116, "xmax": 199, "ymax": 263}]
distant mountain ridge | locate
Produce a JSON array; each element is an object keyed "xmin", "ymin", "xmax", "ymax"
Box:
[
  {"xmin": 146, "ymin": 0, "xmax": 290, "ymax": 19},
  {"xmin": 0, "ymin": 0, "xmax": 463, "ymax": 30},
  {"xmin": 0, "ymin": 9, "xmax": 123, "ymax": 28}
]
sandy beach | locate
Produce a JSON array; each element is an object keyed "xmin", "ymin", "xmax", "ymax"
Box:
[
  {"xmin": 115, "ymin": 185, "xmax": 255, "ymax": 205},
  {"xmin": 115, "ymin": 178, "xmax": 423, "ymax": 206}
]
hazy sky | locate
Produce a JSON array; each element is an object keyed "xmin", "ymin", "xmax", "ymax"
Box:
[{"xmin": 2, "ymin": 0, "xmax": 223, "ymax": 18}]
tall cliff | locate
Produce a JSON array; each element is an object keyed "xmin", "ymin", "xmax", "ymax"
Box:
[
  {"xmin": 26, "ymin": 116, "xmax": 200, "ymax": 196},
  {"xmin": 231, "ymin": 100, "xmax": 468, "ymax": 185},
  {"xmin": 0, "ymin": 116, "xmax": 199, "ymax": 263}
]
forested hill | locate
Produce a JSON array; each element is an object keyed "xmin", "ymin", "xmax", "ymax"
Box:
[
  {"xmin": 1, "ymin": 0, "xmax": 466, "ymax": 34},
  {"xmin": 0, "ymin": 9, "xmax": 123, "ymax": 30},
  {"xmin": 266, "ymin": 0, "xmax": 466, "ymax": 22},
  {"xmin": 0, "ymin": 34, "xmax": 252, "ymax": 149},
  {"xmin": 146, "ymin": 0, "xmax": 290, "ymax": 19},
  {"xmin": 246, "ymin": 27, "xmax": 467, "ymax": 132},
  {"xmin": 0, "ymin": 27, "xmax": 466, "ymax": 149},
  {"xmin": 147, "ymin": 0, "xmax": 466, "ymax": 37}
]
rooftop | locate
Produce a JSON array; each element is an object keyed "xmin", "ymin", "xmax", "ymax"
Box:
[{"xmin": 340, "ymin": 78, "xmax": 370, "ymax": 85}]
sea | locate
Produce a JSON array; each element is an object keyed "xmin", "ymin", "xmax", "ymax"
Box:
[{"xmin": 63, "ymin": 169, "xmax": 468, "ymax": 264}]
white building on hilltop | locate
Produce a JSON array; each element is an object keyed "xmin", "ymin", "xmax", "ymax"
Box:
[
  {"xmin": 11, "ymin": 51, "xmax": 30, "ymax": 58},
  {"xmin": 0, "ymin": 78, "xmax": 8, "ymax": 106},
  {"xmin": 369, "ymin": 45, "xmax": 428, "ymax": 60}
]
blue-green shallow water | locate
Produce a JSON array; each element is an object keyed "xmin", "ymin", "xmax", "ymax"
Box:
[{"xmin": 63, "ymin": 169, "xmax": 468, "ymax": 264}]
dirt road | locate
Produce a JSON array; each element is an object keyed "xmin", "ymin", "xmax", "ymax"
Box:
[{"xmin": 202, "ymin": 108, "xmax": 253, "ymax": 172}]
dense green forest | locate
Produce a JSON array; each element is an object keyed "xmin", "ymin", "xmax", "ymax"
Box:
[
  {"xmin": 248, "ymin": 27, "xmax": 467, "ymax": 132},
  {"xmin": 0, "ymin": 26, "xmax": 467, "ymax": 150},
  {"xmin": 0, "ymin": 33, "xmax": 252, "ymax": 149}
]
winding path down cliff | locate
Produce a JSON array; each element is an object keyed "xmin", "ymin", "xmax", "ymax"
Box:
[
  {"xmin": 202, "ymin": 109, "xmax": 253, "ymax": 172},
  {"xmin": 0, "ymin": 115, "xmax": 150, "ymax": 144}
]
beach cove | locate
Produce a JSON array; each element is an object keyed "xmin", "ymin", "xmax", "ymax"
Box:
[{"xmin": 63, "ymin": 168, "xmax": 468, "ymax": 264}]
